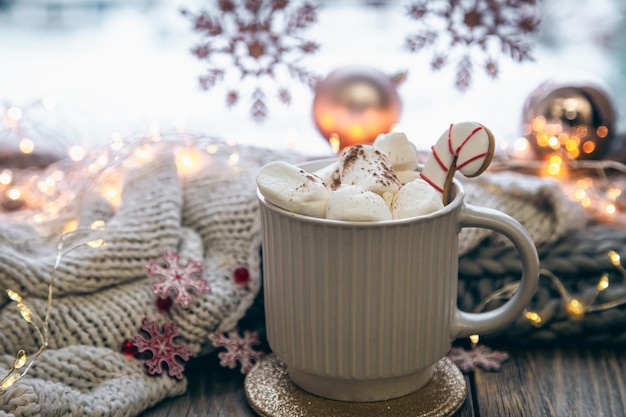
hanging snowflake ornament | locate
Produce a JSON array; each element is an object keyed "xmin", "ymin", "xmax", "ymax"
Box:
[
  {"xmin": 209, "ymin": 329, "xmax": 264, "ymax": 374},
  {"xmin": 182, "ymin": 0, "xmax": 321, "ymax": 122},
  {"xmin": 146, "ymin": 251, "xmax": 210, "ymax": 307},
  {"xmin": 446, "ymin": 344, "xmax": 509, "ymax": 373},
  {"xmin": 405, "ymin": 0, "xmax": 540, "ymax": 92},
  {"xmin": 128, "ymin": 318, "xmax": 194, "ymax": 380}
]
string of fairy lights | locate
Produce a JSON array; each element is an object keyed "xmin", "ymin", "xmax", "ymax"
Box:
[
  {"xmin": 0, "ymin": 222, "xmax": 106, "ymax": 390},
  {"xmin": 468, "ymin": 249, "xmax": 625, "ymax": 346},
  {"xmin": 1, "ymin": 99, "xmax": 247, "ymax": 390},
  {"xmin": 1, "ymin": 98, "xmax": 626, "ymax": 387}
]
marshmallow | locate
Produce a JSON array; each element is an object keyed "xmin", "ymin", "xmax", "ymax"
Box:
[
  {"xmin": 326, "ymin": 185, "xmax": 392, "ymax": 221},
  {"xmin": 373, "ymin": 132, "xmax": 418, "ymax": 171},
  {"xmin": 256, "ymin": 161, "xmax": 330, "ymax": 218},
  {"xmin": 313, "ymin": 161, "xmax": 341, "ymax": 191},
  {"xmin": 340, "ymin": 145, "xmax": 401, "ymax": 195},
  {"xmin": 395, "ymin": 170, "xmax": 421, "ymax": 185},
  {"xmin": 391, "ymin": 179, "xmax": 443, "ymax": 219}
]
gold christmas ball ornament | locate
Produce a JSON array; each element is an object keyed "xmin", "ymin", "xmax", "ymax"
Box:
[
  {"xmin": 522, "ymin": 78, "xmax": 616, "ymax": 160},
  {"xmin": 312, "ymin": 66, "xmax": 404, "ymax": 151}
]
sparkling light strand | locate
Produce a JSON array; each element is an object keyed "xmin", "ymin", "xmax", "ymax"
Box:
[
  {"xmin": 471, "ymin": 250, "xmax": 626, "ymax": 341},
  {"xmin": 0, "ymin": 221, "xmax": 106, "ymax": 390},
  {"xmin": 490, "ymin": 152, "xmax": 626, "ymax": 224}
]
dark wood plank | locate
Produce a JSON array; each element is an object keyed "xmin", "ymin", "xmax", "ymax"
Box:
[
  {"xmin": 472, "ymin": 347, "xmax": 626, "ymax": 417},
  {"xmin": 140, "ymin": 352, "xmax": 256, "ymax": 417},
  {"xmin": 140, "ymin": 351, "xmax": 477, "ymax": 416}
]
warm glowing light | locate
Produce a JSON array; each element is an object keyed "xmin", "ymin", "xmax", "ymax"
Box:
[
  {"xmin": 19, "ymin": 138, "xmax": 35, "ymax": 154},
  {"xmin": 568, "ymin": 147, "xmax": 580, "ymax": 158},
  {"xmin": 37, "ymin": 180, "xmax": 49, "ymax": 193},
  {"xmin": 7, "ymin": 188, "xmax": 22, "ymax": 200},
  {"xmin": 536, "ymin": 133, "xmax": 548, "ymax": 147},
  {"xmin": 597, "ymin": 125, "xmax": 609, "ymax": 138},
  {"xmin": 580, "ymin": 197, "xmax": 591, "ymax": 208},
  {"xmin": 566, "ymin": 299, "xmax": 585, "ymax": 318},
  {"xmin": 329, "ymin": 133, "xmax": 340, "ymax": 154},
  {"xmin": 348, "ymin": 125, "xmax": 365, "ymax": 141},
  {"xmin": 206, "ymin": 144, "xmax": 219, "ymax": 154},
  {"xmin": 68, "ymin": 146, "xmax": 86, "ymax": 161},
  {"xmin": 87, "ymin": 239, "xmax": 105, "ymax": 248},
  {"xmin": 133, "ymin": 145, "xmax": 153, "ymax": 162},
  {"xmin": 531, "ymin": 116, "xmax": 546, "ymax": 132},
  {"xmin": 105, "ymin": 187, "xmax": 118, "ymax": 199},
  {"xmin": 577, "ymin": 126, "xmax": 588, "ymax": 138},
  {"xmin": 549, "ymin": 155, "xmax": 562, "ymax": 165},
  {"xmin": 227, "ymin": 151, "xmax": 240, "ymax": 167},
  {"xmin": 557, "ymin": 133, "xmax": 569, "ymax": 144},
  {"xmin": 525, "ymin": 310, "xmax": 542, "ymax": 325},
  {"xmin": 565, "ymin": 140, "xmax": 578, "ymax": 151},
  {"xmin": 608, "ymin": 250, "xmax": 621, "ymax": 266},
  {"xmin": 607, "ymin": 187, "xmax": 622, "ymax": 201},
  {"xmin": 14, "ymin": 350, "xmax": 27, "ymax": 369},
  {"xmin": 605, "ymin": 203, "xmax": 616, "ymax": 215},
  {"xmin": 6, "ymin": 289, "xmax": 22, "ymax": 302},
  {"xmin": 597, "ymin": 273, "xmax": 609, "ymax": 291},
  {"xmin": 547, "ymin": 163, "xmax": 561, "ymax": 176},
  {"xmin": 574, "ymin": 189, "xmax": 586, "ymax": 200},
  {"xmin": 1, "ymin": 374, "xmax": 19, "ymax": 390},
  {"xmin": 64, "ymin": 220, "xmax": 78, "ymax": 233},
  {"xmin": 514, "ymin": 137, "xmax": 529, "ymax": 152},
  {"xmin": 175, "ymin": 148, "xmax": 202, "ymax": 175},
  {"xmin": 90, "ymin": 220, "xmax": 106, "ymax": 230},
  {"xmin": 547, "ymin": 136, "xmax": 560, "ymax": 149},
  {"xmin": 469, "ymin": 334, "xmax": 480, "ymax": 345},
  {"xmin": 6, "ymin": 106, "xmax": 22, "ymax": 121},
  {"xmin": 0, "ymin": 170, "xmax": 12, "ymax": 185},
  {"xmin": 582, "ymin": 141, "xmax": 595, "ymax": 154}
]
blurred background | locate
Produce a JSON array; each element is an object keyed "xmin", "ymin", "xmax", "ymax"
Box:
[{"xmin": 0, "ymin": 0, "xmax": 625, "ymax": 156}]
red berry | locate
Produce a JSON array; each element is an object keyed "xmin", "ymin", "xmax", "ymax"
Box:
[
  {"xmin": 233, "ymin": 267, "xmax": 250, "ymax": 284},
  {"xmin": 121, "ymin": 339, "xmax": 139, "ymax": 357},
  {"xmin": 155, "ymin": 296, "xmax": 173, "ymax": 311}
]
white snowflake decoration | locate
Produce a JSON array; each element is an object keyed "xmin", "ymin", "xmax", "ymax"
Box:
[
  {"xmin": 209, "ymin": 329, "xmax": 264, "ymax": 374},
  {"xmin": 447, "ymin": 344, "xmax": 509, "ymax": 373},
  {"xmin": 146, "ymin": 251, "xmax": 210, "ymax": 307}
]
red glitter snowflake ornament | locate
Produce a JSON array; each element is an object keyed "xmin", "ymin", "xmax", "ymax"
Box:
[
  {"xmin": 182, "ymin": 0, "xmax": 320, "ymax": 122},
  {"xmin": 146, "ymin": 251, "xmax": 210, "ymax": 307},
  {"xmin": 447, "ymin": 344, "xmax": 509, "ymax": 373},
  {"xmin": 405, "ymin": 0, "xmax": 540, "ymax": 92},
  {"xmin": 209, "ymin": 329, "xmax": 264, "ymax": 374},
  {"xmin": 128, "ymin": 318, "xmax": 193, "ymax": 380}
]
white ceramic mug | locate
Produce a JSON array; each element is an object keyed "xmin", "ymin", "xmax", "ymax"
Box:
[{"xmin": 257, "ymin": 159, "xmax": 539, "ymax": 402}]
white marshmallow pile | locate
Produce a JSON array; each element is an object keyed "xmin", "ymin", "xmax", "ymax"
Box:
[{"xmin": 257, "ymin": 132, "xmax": 444, "ymax": 221}]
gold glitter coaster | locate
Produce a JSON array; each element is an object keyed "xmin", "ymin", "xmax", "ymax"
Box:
[{"xmin": 244, "ymin": 355, "xmax": 466, "ymax": 417}]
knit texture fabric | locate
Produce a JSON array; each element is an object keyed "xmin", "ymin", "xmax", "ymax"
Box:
[
  {"xmin": 459, "ymin": 171, "xmax": 586, "ymax": 255},
  {"xmin": 0, "ymin": 143, "xmax": 289, "ymax": 417},
  {"xmin": 0, "ymin": 151, "xmax": 587, "ymax": 416}
]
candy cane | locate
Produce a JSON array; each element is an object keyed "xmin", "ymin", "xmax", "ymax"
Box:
[{"xmin": 420, "ymin": 122, "xmax": 495, "ymax": 204}]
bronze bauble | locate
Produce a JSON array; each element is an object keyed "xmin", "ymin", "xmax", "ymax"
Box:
[
  {"xmin": 312, "ymin": 66, "xmax": 403, "ymax": 151},
  {"xmin": 522, "ymin": 78, "xmax": 616, "ymax": 160}
]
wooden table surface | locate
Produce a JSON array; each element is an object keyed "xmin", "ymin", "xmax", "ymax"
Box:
[{"xmin": 140, "ymin": 345, "xmax": 626, "ymax": 417}]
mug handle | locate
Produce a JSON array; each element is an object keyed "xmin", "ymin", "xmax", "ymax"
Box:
[{"xmin": 451, "ymin": 203, "xmax": 540, "ymax": 339}]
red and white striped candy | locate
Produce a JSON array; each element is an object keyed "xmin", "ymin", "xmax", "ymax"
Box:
[{"xmin": 420, "ymin": 122, "xmax": 495, "ymax": 204}]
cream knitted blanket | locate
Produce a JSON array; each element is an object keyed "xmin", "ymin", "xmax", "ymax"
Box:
[{"xmin": 0, "ymin": 145, "xmax": 585, "ymax": 417}]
